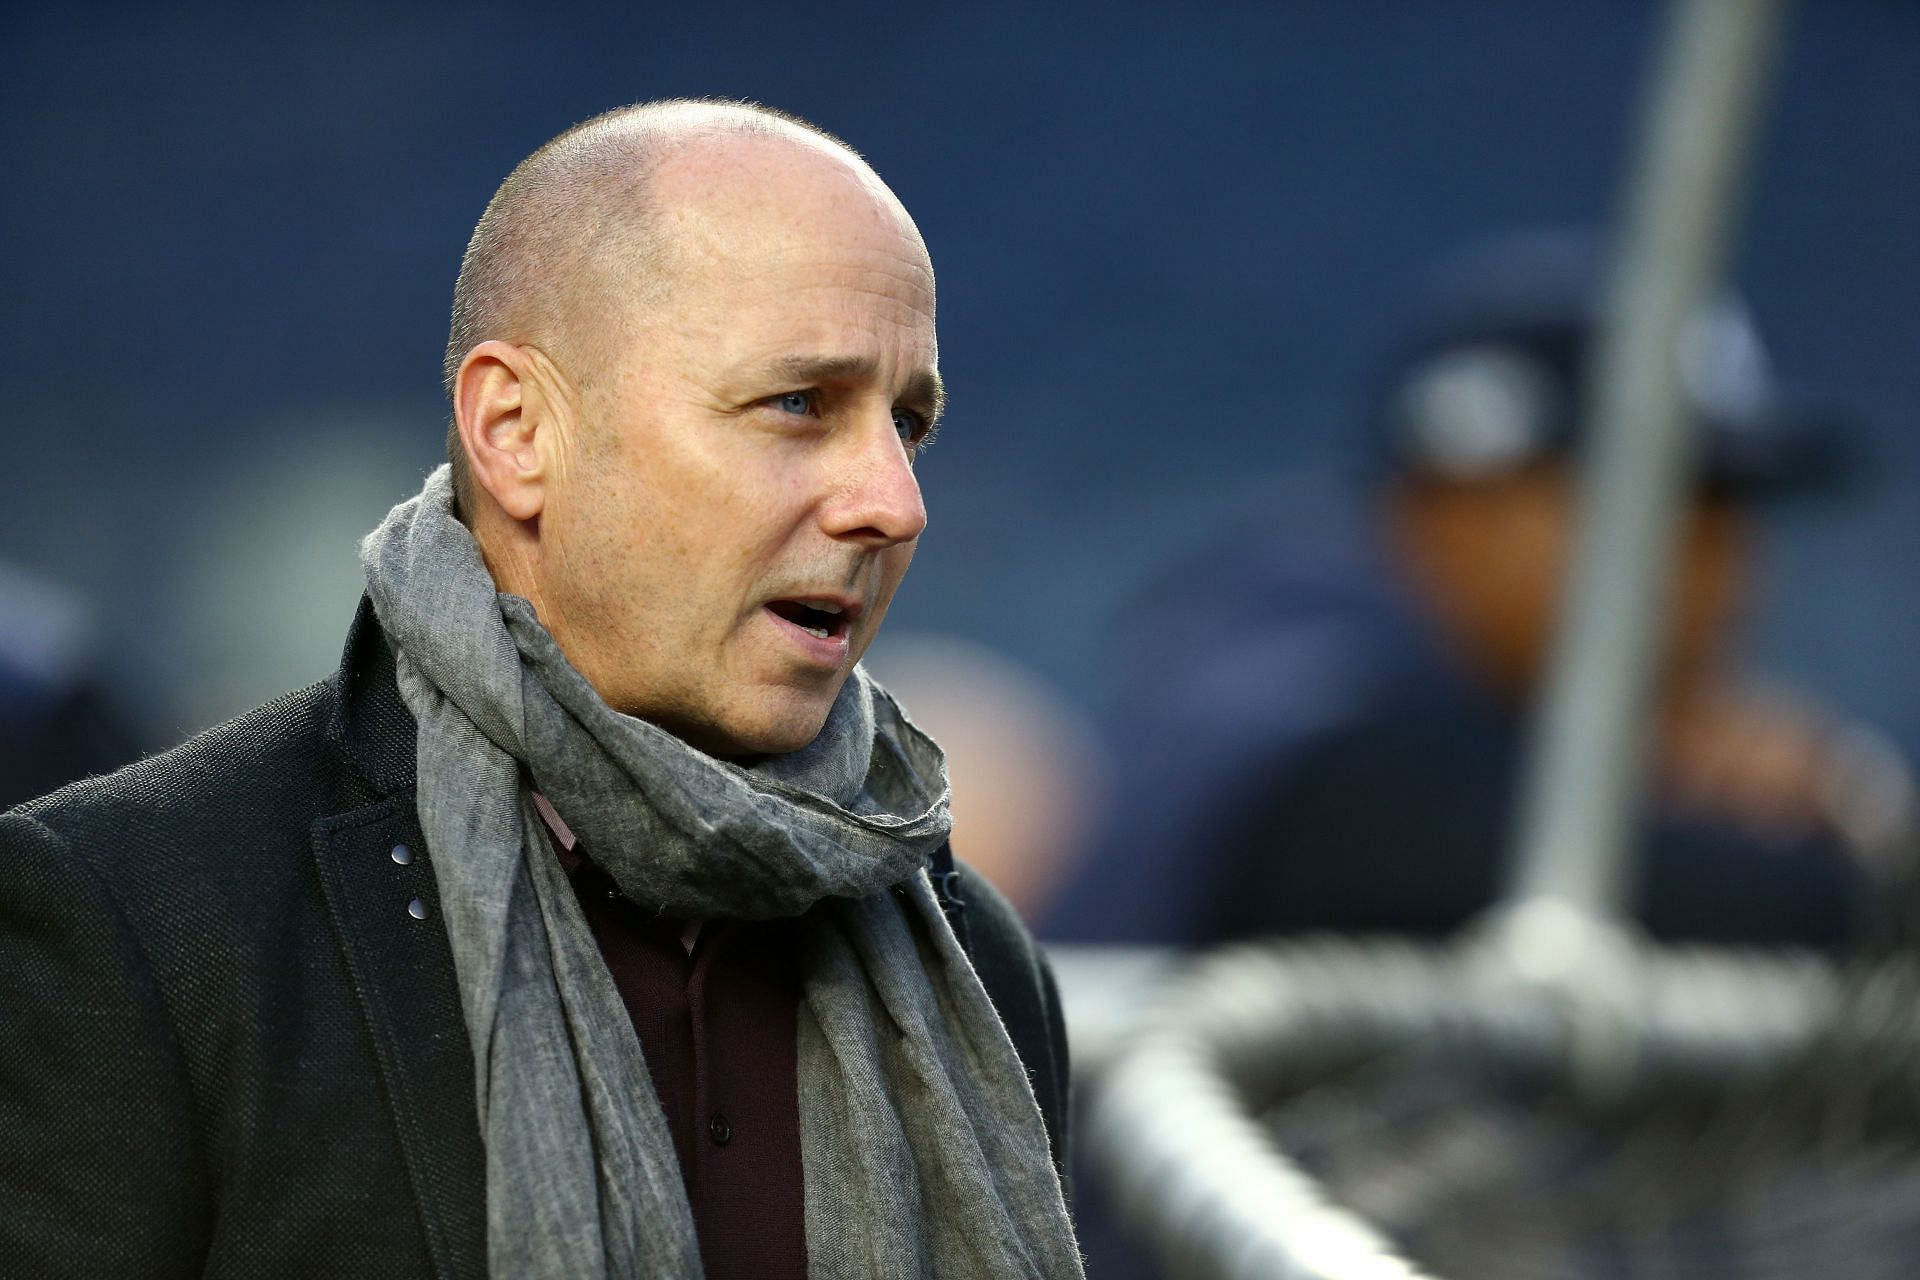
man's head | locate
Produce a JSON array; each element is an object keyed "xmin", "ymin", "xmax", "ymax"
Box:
[
  {"xmin": 444, "ymin": 100, "xmax": 941, "ymax": 757},
  {"xmin": 1373, "ymin": 231, "xmax": 1847, "ymax": 705}
]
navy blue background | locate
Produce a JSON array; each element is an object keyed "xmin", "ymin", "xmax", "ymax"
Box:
[{"xmin": 5, "ymin": 1, "xmax": 1917, "ymax": 747}]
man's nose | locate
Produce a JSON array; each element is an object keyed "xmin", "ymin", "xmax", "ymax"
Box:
[{"xmin": 822, "ymin": 413, "xmax": 928, "ymax": 548}]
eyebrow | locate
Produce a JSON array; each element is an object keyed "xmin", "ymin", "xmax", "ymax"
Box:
[{"xmin": 764, "ymin": 353, "xmax": 947, "ymax": 421}]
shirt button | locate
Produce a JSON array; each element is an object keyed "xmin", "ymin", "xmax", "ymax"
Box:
[
  {"xmin": 391, "ymin": 843, "xmax": 413, "ymax": 866},
  {"xmin": 407, "ymin": 898, "xmax": 429, "ymax": 921},
  {"xmin": 708, "ymin": 1113, "xmax": 732, "ymax": 1146}
]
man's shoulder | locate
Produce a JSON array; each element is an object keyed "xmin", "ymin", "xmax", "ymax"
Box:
[
  {"xmin": 954, "ymin": 861, "xmax": 1065, "ymax": 1069},
  {"xmin": 5, "ymin": 672, "xmax": 380, "ymax": 897},
  {"xmin": 0, "ymin": 663, "xmax": 426, "ymax": 1065},
  {"xmin": 953, "ymin": 862, "xmax": 1045, "ymax": 973},
  {"xmin": 951, "ymin": 861, "xmax": 1072, "ymax": 1176}
]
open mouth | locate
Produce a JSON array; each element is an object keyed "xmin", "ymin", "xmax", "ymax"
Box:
[{"xmin": 765, "ymin": 598, "xmax": 851, "ymax": 641}]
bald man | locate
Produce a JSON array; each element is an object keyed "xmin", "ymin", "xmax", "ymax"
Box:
[{"xmin": 0, "ymin": 101, "xmax": 1082, "ymax": 1280}]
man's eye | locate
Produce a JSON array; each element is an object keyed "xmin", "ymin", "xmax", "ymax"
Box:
[
  {"xmin": 776, "ymin": 390, "xmax": 816, "ymax": 416},
  {"xmin": 893, "ymin": 410, "xmax": 933, "ymax": 447}
]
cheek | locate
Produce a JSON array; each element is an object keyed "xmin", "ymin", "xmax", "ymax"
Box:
[
  {"xmin": 850, "ymin": 545, "xmax": 918, "ymax": 662},
  {"xmin": 876, "ymin": 541, "xmax": 918, "ymax": 601},
  {"xmin": 1487, "ymin": 501, "xmax": 1571, "ymax": 616},
  {"xmin": 1476, "ymin": 501, "xmax": 1574, "ymax": 664},
  {"xmin": 703, "ymin": 454, "xmax": 816, "ymax": 560},
  {"xmin": 1670, "ymin": 537, "xmax": 1746, "ymax": 659},
  {"xmin": 549, "ymin": 479, "xmax": 687, "ymax": 625}
]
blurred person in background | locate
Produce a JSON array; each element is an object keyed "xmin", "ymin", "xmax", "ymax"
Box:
[
  {"xmin": 0, "ymin": 100, "xmax": 1082, "ymax": 1279},
  {"xmin": 1047, "ymin": 231, "xmax": 1912, "ymax": 951},
  {"xmin": 0, "ymin": 560, "xmax": 142, "ymax": 809}
]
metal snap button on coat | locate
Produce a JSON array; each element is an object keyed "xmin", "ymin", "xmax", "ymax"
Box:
[
  {"xmin": 391, "ymin": 843, "xmax": 413, "ymax": 866},
  {"xmin": 407, "ymin": 898, "xmax": 429, "ymax": 920},
  {"xmin": 708, "ymin": 1114, "xmax": 732, "ymax": 1146}
]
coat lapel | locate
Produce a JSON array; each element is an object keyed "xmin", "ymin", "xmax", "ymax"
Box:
[{"xmin": 311, "ymin": 599, "xmax": 487, "ymax": 1277}]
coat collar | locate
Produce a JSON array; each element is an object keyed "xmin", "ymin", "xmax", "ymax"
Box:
[{"xmin": 328, "ymin": 594, "xmax": 418, "ymax": 797}]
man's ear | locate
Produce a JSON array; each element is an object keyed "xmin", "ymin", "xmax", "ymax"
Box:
[{"xmin": 452, "ymin": 340, "xmax": 555, "ymax": 523}]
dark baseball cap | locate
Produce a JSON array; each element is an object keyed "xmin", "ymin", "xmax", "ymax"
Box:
[{"xmin": 1371, "ymin": 231, "xmax": 1855, "ymax": 500}]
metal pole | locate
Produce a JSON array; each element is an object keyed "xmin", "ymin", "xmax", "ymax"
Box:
[{"xmin": 1503, "ymin": 0, "xmax": 1791, "ymax": 942}]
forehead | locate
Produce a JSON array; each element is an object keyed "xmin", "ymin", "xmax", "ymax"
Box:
[{"xmin": 644, "ymin": 133, "xmax": 936, "ymax": 343}]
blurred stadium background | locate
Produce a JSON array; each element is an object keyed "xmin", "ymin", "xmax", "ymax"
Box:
[
  {"xmin": 11, "ymin": 4, "xmax": 1920, "ymax": 1277},
  {"xmin": 5, "ymin": 0, "xmax": 1916, "ymax": 752}
]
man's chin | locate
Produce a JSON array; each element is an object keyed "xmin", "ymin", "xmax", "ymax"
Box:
[{"xmin": 684, "ymin": 692, "xmax": 841, "ymax": 760}]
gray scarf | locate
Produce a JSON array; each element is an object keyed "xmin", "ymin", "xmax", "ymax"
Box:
[{"xmin": 360, "ymin": 466, "xmax": 1082, "ymax": 1280}]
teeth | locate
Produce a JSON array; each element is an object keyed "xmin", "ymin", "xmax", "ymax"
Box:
[
  {"xmin": 813, "ymin": 602, "xmax": 843, "ymax": 615},
  {"xmin": 803, "ymin": 624, "xmax": 830, "ymax": 638}
]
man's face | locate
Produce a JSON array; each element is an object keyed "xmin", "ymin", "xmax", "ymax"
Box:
[
  {"xmin": 532, "ymin": 136, "xmax": 939, "ymax": 756},
  {"xmin": 1395, "ymin": 464, "xmax": 1749, "ymax": 702}
]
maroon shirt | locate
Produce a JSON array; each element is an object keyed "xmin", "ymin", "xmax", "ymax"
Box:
[{"xmin": 539, "ymin": 799, "xmax": 809, "ymax": 1278}]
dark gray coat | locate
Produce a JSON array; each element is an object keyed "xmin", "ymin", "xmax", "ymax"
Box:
[{"xmin": 0, "ymin": 600, "xmax": 1070, "ymax": 1278}]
